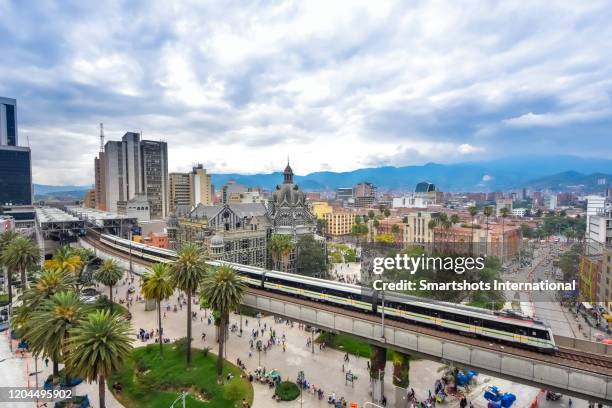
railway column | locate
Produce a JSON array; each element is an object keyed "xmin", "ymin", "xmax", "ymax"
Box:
[
  {"xmin": 392, "ymin": 351, "xmax": 411, "ymax": 408},
  {"xmin": 369, "ymin": 345, "xmax": 386, "ymax": 404}
]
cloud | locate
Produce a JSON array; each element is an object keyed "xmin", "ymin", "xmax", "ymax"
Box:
[
  {"xmin": 0, "ymin": 1, "xmax": 611, "ymax": 184},
  {"xmin": 482, "ymin": 174, "xmax": 493, "ymax": 182}
]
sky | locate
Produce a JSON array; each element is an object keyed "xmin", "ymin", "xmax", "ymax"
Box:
[{"xmin": 1, "ymin": 0, "xmax": 612, "ymax": 186}]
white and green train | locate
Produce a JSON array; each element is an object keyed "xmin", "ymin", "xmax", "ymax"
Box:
[{"xmin": 99, "ymin": 233, "xmax": 557, "ymax": 353}]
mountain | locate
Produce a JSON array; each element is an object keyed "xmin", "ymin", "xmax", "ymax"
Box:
[
  {"xmin": 34, "ymin": 155, "xmax": 612, "ymax": 194},
  {"xmin": 523, "ymin": 171, "xmax": 612, "ymax": 192},
  {"xmin": 210, "ymin": 155, "xmax": 612, "ymax": 192},
  {"xmin": 34, "ymin": 184, "xmax": 91, "ymax": 195}
]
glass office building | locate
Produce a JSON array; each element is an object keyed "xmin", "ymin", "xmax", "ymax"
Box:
[
  {"xmin": 0, "ymin": 146, "xmax": 32, "ymax": 205},
  {"xmin": 0, "ymin": 97, "xmax": 18, "ymax": 146}
]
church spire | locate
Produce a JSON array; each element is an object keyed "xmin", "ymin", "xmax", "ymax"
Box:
[{"xmin": 283, "ymin": 159, "xmax": 294, "ymax": 184}]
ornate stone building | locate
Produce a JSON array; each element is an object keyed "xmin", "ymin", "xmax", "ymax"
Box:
[
  {"xmin": 267, "ymin": 162, "xmax": 320, "ymax": 272},
  {"xmin": 171, "ymin": 202, "xmax": 270, "ymax": 268}
]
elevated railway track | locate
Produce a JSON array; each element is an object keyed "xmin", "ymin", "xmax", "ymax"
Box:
[{"xmin": 80, "ymin": 233, "xmax": 612, "ymax": 403}]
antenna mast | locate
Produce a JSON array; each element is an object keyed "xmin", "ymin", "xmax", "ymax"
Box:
[{"xmin": 99, "ymin": 123, "xmax": 105, "ymax": 152}]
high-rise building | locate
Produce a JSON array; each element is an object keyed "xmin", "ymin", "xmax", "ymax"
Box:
[
  {"xmin": 102, "ymin": 140, "xmax": 124, "ymax": 213},
  {"xmin": 191, "ymin": 164, "xmax": 213, "ymax": 206},
  {"xmin": 586, "ymin": 195, "xmax": 608, "ymax": 237},
  {"xmin": 169, "ymin": 172, "xmax": 192, "ymax": 210},
  {"xmin": 94, "ymin": 152, "xmax": 107, "ymax": 210},
  {"xmin": 140, "ymin": 140, "xmax": 168, "ymax": 219},
  {"xmin": 122, "ymin": 132, "xmax": 142, "ymax": 199},
  {"xmin": 96, "ymin": 132, "xmax": 168, "ymax": 218},
  {"xmin": 83, "ymin": 188, "xmax": 96, "ymax": 208},
  {"xmin": 0, "ymin": 97, "xmax": 32, "ymax": 206},
  {"xmin": 0, "ymin": 97, "xmax": 18, "ymax": 146}
]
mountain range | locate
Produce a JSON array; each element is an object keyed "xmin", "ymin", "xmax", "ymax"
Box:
[
  {"xmin": 209, "ymin": 155, "xmax": 612, "ymax": 192},
  {"xmin": 33, "ymin": 155, "xmax": 612, "ymax": 197}
]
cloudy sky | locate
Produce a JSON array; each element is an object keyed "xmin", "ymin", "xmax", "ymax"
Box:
[{"xmin": 1, "ymin": 0, "xmax": 612, "ymax": 185}]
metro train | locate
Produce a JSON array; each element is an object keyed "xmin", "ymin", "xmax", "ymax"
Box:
[{"xmin": 99, "ymin": 233, "xmax": 557, "ymax": 353}]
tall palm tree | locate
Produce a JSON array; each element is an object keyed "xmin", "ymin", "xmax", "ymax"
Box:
[
  {"xmin": 170, "ymin": 243, "xmax": 207, "ymax": 367},
  {"xmin": 483, "ymin": 206, "xmax": 493, "ymax": 255},
  {"xmin": 95, "ymin": 259, "xmax": 124, "ymax": 304},
  {"xmin": 25, "ymin": 291, "xmax": 87, "ymax": 385},
  {"xmin": 44, "ymin": 246, "xmax": 83, "ymax": 275},
  {"xmin": 1, "ymin": 235, "xmax": 40, "ymax": 294},
  {"xmin": 69, "ymin": 247, "xmax": 96, "ymax": 287},
  {"xmin": 201, "ymin": 265, "xmax": 245, "ymax": 384},
  {"xmin": 500, "ymin": 207, "xmax": 510, "ymax": 261},
  {"xmin": 468, "ymin": 206, "xmax": 478, "ymax": 255},
  {"xmin": 269, "ymin": 234, "xmax": 293, "ymax": 272},
  {"xmin": 0, "ymin": 230, "xmax": 19, "ymax": 312},
  {"xmin": 450, "ymin": 214, "xmax": 460, "ymax": 252},
  {"xmin": 427, "ymin": 219, "xmax": 437, "ymax": 253},
  {"xmin": 141, "ymin": 263, "xmax": 175, "ymax": 356},
  {"xmin": 66, "ymin": 309, "xmax": 133, "ymax": 408}
]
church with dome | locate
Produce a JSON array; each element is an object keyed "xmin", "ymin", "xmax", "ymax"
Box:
[
  {"xmin": 268, "ymin": 162, "xmax": 316, "ymax": 236},
  {"xmin": 167, "ymin": 161, "xmax": 321, "ymax": 274}
]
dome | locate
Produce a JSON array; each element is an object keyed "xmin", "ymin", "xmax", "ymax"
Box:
[
  {"xmin": 210, "ymin": 234, "xmax": 224, "ymax": 246},
  {"xmin": 273, "ymin": 183, "xmax": 305, "ymax": 206}
]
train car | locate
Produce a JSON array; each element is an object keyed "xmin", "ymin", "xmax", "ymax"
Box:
[
  {"xmin": 263, "ymin": 270, "xmax": 374, "ymax": 313},
  {"xmin": 100, "ymin": 234, "xmax": 176, "ymax": 264},
  {"xmin": 379, "ymin": 291, "xmax": 556, "ymax": 353},
  {"xmin": 207, "ymin": 260, "xmax": 265, "ymax": 288}
]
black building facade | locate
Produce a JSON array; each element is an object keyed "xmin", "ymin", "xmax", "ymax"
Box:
[{"xmin": 0, "ymin": 146, "xmax": 32, "ymax": 205}]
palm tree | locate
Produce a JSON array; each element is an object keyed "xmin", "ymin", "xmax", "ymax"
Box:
[
  {"xmin": 449, "ymin": 214, "xmax": 460, "ymax": 252},
  {"xmin": 70, "ymin": 247, "xmax": 96, "ymax": 286},
  {"xmin": 44, "ymin": 246, "xmax": 83, "ymax": 275},
  {"xmin": 201, "ymin": 265, "xmax": 245, "ymax": 384},
  {"xmin": 483, "ymin": 206, "xmax": 493, "ymax": 255},
  {"xmin": 500, "ymin": 207, "xmax": 510, "ymax": 261},
  {"xmin": 427, "ymin": 219, "xmax": 437, "ymax": 253},
  {"xmin": 25, "ymin": 291, "xmax": 87, "ymax": 386},
  {"xmin": 269, "ymin": 234, "xmax": 293, "ymax": 272},
  {"xmin": 1, "ymin": 235, "xmax": 40, "ymax": 294},
  {"xmin": 141, "ymin": 263, "xmax": 175, "ymax": 356},
  {"xmin": 66, "ymin": 309, "xmax": 133, "ymax": 408},
  {"xmin": 170, "ymin": 243, "xmax": 207, "ymax": 367},
  {"xmin": 468, "ymin": 206, "xmax": 478, "ymax": 255},
  {"xmin": 0, "ymin": 230, "xmax": 19, "ymax": 311},
  {"xmin": 95, "ymin": 259, "xmax": 123, "ymax": 304}
]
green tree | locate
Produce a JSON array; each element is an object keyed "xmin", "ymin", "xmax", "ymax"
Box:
[
  {"xmin": 171, "ymin": 243, "xmax": 207, "ymax": 367},
  {"xmin": 368, "ymin": 210, "xmax": 375, "ymax": 220},
  {"xmin": 427, "ymin": 219, "xmax": 437, "ymax": 253},
  {"xmin": 141, "ymin": 263, "xmax": 175, "ymax": 356},
  {"xmin": 0, "ymin": 230, "xmax": 19, "ymax": 312},
  {"xmin": 12, "ymin": 268, "xmax": 75, "ymax": 380},
  {"xmin": 392, "ymin": 352, "xmax": 410, "ymax": 388},
  {"xmin": 95, "ymin": 259, "xmax": 124, "ymax": 304},
  {"xmin": 66, "ymin": 310, "xmax": 133, "ymax": 408},
  {"xmin": 44, "ymin": 245, "xmax": 83, "ymax": 275},
  {"xmin": 25, "ymin": 291, "xmax": 87, "ymax": 386},
  {"xmin": 201, "ymin": 265, "xmax": 245, "ymax": 384},
  {"xmin": 1, "ymin": 235, "xmax": 40, "ymax": 291},
  {"xmin": 520, "ymin": 223, "xmax": 535, "ymax": 238},
  {"xmin": 296, "ymin": 235, "xmax": 326, "ymax": 277},
  {"xmin": 483, "ymin": 206, "xmax": 493, "ymax": 255},
  {"xmin": 269, "ymin": 234, "xmax": 294, "ymax": 272}
]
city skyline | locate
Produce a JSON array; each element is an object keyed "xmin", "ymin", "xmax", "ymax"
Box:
[{"xmin": 1, "ymin": 1, "xmax": 612, "ymax": 185}]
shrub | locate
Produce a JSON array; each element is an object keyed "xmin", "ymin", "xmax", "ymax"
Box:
[
  {"xmin": 275, "ymin": 381, "xmax": 300, "ymax": 401},
  {"xmin": 224, "ymin": 380, "xmax": 248, "ymax": 401}
]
